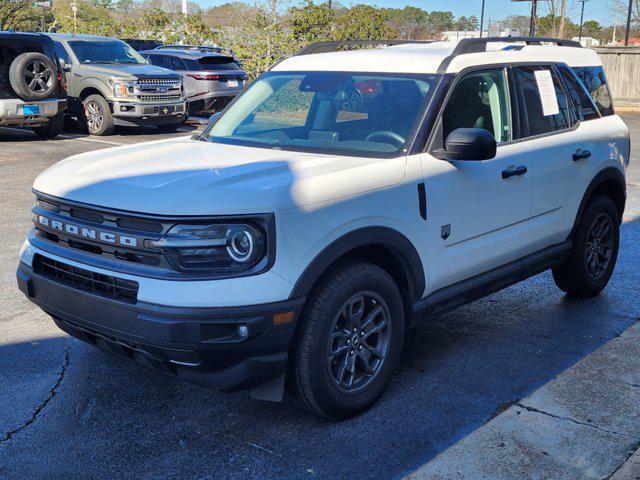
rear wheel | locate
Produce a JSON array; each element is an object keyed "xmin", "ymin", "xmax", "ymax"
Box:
[
  {"xmin": 32, "ymin": 112, "xmax": 63, "ymax": 138},
  {"xmin": 288, "ymin": 262, "xmax": 404, "ymax": 420},
  {"xmin": 80, "ymin": 94, "xmax": 114, "ymax": 136},
  {"xmin": 552, "ymin": 195, "xmax": 620, "ymax": 298}
]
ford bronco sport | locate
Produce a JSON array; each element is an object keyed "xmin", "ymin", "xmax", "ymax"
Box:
[
  {"xmin": 17, "ymin": 38, "xmax": 629, "ymax": 419},
  {"xmin": 46, "ymin": 34, "xmax": 187, "ymax": 135},
  {"xmin": 0, "ymin": 32, "xmax": 67, "ymax": 138}
]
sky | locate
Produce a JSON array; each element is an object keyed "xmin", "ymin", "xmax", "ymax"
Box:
[{"xmin": 193, "ymin": 0, "xmax": 612, "ymax": 26}]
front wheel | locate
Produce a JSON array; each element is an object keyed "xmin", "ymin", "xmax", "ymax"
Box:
[
  {"xmin": 80, "ymin": 94, "xmax": 114, "ymax": 136},
  {"xmin": 288, "ymin": 262, "xmax": 404, "ymax": 420},
  {"xmin": 552, "ymin": 195, "xmax": 620, "ymax": 298}
]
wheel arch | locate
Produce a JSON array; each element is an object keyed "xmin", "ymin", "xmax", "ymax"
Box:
[
  {"xmin": 571, "ymin": 167, "xmax": 626, "ymax": 238},
  {"xmin": 289, "ymin": 227, "xmax": 426, "ymax": 313}
]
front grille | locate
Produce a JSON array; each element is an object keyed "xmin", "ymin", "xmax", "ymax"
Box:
[
  {"xmin": 138, "ymin": 94, "xmax": 182, "ymax": 102},
  {"xmin": 137, "ymin": 77, "xmax": 181, "ymax": 85},
  {"xmin": 34, "ymin": 254, "xmax": 139, "ymax": 303}
]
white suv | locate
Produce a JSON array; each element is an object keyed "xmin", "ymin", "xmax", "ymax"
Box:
[{"xmin": 17, "ymin": 37, "xmax": 629, "ymax": 419}]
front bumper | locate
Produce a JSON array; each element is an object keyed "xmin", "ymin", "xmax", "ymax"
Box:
[
  {"xmin": 17, "ymin": 261, "xmax": 305, "ymax": 392},
  {"xmin": 112, "ymin": 100, "xmax": 187, "ymax": 127}
]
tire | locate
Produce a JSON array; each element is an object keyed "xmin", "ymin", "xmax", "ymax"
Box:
[
  {"xmin": 156, "ymin": 121, "xmax": 184, "ymax": 133},
  {"xmin": 552, "ymin": 195, "xmax": 620, "ymax": 298},
  {"xmin": 287, "ymin": 262, "xmax": 405, "ymax": 420},
  {"xmin": 80, "ymin": 94, "xmax": 114, "ymax": 136},
  {"xmin": 9, "ymin": 52, "xmax": 58, "ymax": 101},
  {"xmin": 32, "ymin": 113, "xmax": 64, "ymax": 139}
]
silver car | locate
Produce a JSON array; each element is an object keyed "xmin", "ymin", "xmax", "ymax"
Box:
[{"xmin": 141, "ymin": 49, "xmax": 247, "ymax": 114}]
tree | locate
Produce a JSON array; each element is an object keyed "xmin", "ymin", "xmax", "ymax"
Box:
[
  {"xmin": 383, "ymin": 6, "xmax": 430, "ymax": 39},
  {"xmin": 502, "ymin": 14, "xmax": 530, "ymax": 35},
  {"xmin": 333, "ymin": 4, "xmax": 397, "ymax": 41},
  {"xmin": 428, "ymin": 11, "xmax": 454, "ymax": 37},
  {"xmin": 581, "ymin": 20, "xmax": 602, "ymax": 39},
  {"xmin": 0, "ymin": 0, "xmax": 43, "ymax": 31},
  {"xmin": 288, "ymin": 0, "xmax": 334, "ymax": 45}
]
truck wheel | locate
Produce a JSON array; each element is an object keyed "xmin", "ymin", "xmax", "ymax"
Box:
[
  {"xmin": 552, "ymin": 195, "xmax": 620, "ymax": 298},
  {"xmin": 32, "ymin": 113, "xmax": 64, "ymax": 139},
  {"xmin": 81, "ymin": 94, "xmax": 114, "ymax": 136},
  {"xmin": 9, "ymin": 52, "xmax": 58, "ymax": 101},
  {"xmin": 288, "ymin": 262, "xmax": 404, "ymax": 420}
]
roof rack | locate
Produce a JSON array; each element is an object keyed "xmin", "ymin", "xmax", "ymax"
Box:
[
  {"xmin": 450, "ymin": 36, "xmax": 581, "ymax": 55},
  {"xmin": 296, "ymin": 40, "xmax": 435, "ymax": 56}
]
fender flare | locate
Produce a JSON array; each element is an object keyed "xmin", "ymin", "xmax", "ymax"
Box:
[
  {"xmin": 571, "ymin": 166, "xmax": 626, "ymax": 236},
  {"xmin": 289, "ymin": 226, "xmax": 426, "ymax": 301}
]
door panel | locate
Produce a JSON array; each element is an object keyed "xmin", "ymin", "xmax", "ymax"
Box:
[
  {"xmin": 421, "ymin": 144, "xmax": 533, "ymax": 292},
  {"xmin": 420, "ymin": 67, "xmax": 534, "ymax": 293}
]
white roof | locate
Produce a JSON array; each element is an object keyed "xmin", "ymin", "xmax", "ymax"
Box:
[{"xmin": 272, "ymin": 41, "xmax": 603, "ymax": 75}]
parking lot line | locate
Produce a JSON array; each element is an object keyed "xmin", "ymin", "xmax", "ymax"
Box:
[{"xmin": 56, "ymin": 134, "xmax": 126, "ymax": 146}]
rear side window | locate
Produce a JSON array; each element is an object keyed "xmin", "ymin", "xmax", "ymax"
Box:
[
  {"xmin": 516, "ymin": 66, "xmax": 574, "ymax": 137},
  {"xmin": 169, "ymin": 56, "xmax": 187, "ymax": 70},
  {"xmin": 147, "ymin": 54, "xmax": 170, "ymax": 69},
  {"xmin": 557, "ymin": 66, "xmax": 599, "ymax": 121},
  {"xmin": 572, "ymin": 66, "xmax": 614, "ymax": 116}
]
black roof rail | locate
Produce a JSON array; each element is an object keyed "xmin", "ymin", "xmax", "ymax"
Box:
[
  {"xmin": 296, "ymin": 39, "xmax": 435, "ymax": 56},
  {"xmin": 451, "ymin": 36, "xmax": 581, "ymax": 56}
]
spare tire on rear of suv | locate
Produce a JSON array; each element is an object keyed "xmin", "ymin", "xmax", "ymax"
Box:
[{"xmin": 9, "ymin": 52, "xmax": 58, "ymax": 101}]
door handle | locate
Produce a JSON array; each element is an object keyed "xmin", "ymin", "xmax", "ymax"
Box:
[
  {"xmin": 573, "ymin": 149, "xmax": 592, "ymax": 161},
  {"xmin": 502, "ymin": 165, "xmax": 528, "ymax": 179}
]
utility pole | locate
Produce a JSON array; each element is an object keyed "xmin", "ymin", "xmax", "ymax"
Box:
[
  {"xmin": 479, "ymin": 0, "xmax": 485, "ymax": 37},
  {"xmin": 529, "ymin": 0, "xmax": 537, "ymax": 36},
  {"xmin": 70, "ymin": 0, "xmax": 77, "ymax": 35},
  {"xmin": 578, "ymin": 0, "xmax": 588, "ymax": 43},
  {"xmin": 181, "ymin": 0, "xmax": 187, "ymax": 15},
  {"xmin": 625, "ymin": 0, "xmax": 633, "ymax": 46}
]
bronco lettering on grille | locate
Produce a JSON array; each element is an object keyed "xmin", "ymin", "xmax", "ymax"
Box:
[{"xmin": 37, "ymin": 215, "xmax": 138, "ymax": 247}]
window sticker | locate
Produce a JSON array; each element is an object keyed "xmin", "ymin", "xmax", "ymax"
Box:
[{"xmin": 534, "ymin": 70, "xmax": 560, "ymax": 116}]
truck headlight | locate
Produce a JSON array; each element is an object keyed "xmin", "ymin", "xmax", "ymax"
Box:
[
  {"xmin": 145, "ymin": 222, "xmax": 269, "ymax": 274},
  {"xmin": 111, "ymin": 80, "xmax": 136, "ymax": 97}
]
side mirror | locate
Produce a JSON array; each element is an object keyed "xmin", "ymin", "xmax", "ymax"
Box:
[
  {"xmin": 433, "ymin": 128, "xmax": 497, "ymax": 161},
  {"xmin": 59, "ymin": 59, "xmax": 71, "ymax": 72},
  {"xmin": 208, "ymin": 111, "xmax": 222, "ymax": 123}
]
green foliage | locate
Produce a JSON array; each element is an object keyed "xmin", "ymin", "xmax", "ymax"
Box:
[
  {"xmin": 333, "ymin": 4, "xmax": 396, "ymax": 41},
  {"xmin": 0, "ymin": 0, "xmax": 49, "ymax": 31},
  {"xmin": 288, "ymin": 0, "xmax": 333, "ymax": 44}
]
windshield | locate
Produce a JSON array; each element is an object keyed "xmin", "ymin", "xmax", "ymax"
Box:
[
  {"xmin": 205, "ymin": 71, "xmax": 439, "ymax": 157},
  {"xmin": 68, "ymin": 40, "xmax": 146, "ymax": 64}
]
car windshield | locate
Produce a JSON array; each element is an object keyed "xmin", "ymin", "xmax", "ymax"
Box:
[
  {"xmin": 205, "ymin": 71, "xmax": 439, "ymax": 157},
  {"xmin": 68, "ymin": 40, "xmax": 146, "ymax": 64}
]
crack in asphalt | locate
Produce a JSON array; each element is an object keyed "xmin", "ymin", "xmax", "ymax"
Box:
[
  {"xmin": 515, "ymin": 402, "xmax": 640, "ymax": 441},
  {"xmin": 0, "ymin": 345, "xmax": 70, "ymax": 445}
]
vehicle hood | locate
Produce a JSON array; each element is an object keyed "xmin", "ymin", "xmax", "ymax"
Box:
[
  {"xmin": 33, "ymin": 138, "xmax": 406, "ymax": 216},
  {"xmin": 79, "ymin": 63, "xmax": 178, "ymax": 79}
]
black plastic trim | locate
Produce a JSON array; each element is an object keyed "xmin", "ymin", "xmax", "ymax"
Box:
[
  {"xmin": 410, "ymin": 241, "xmax": 573, "ymax": 327},
  {"xmin": 417, "ymin": 183, "xmax": 427, "ymax": 220},
  {"xmin": 570, "ymin": 167, "xmax": 627, "ymax": 236},
  {"xmin": 290, "ymin": 226, "xmax": 425, "ymax": 301}
]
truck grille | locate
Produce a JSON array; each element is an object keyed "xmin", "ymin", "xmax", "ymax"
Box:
[
  {"xmin": 34, "ymin": 254, "xmax": 139, "ymax": 303},
  {"xmin": 135, "ymin": 77, "xmax": 182, "ymax": 103},
  {"xmin": 138, "ymin": 94, "xmax": 182, "ymax": 102}
]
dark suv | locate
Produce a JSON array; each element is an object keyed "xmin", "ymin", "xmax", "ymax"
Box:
[{"xmin": 0, "ymin": 32, "xmax": 67, "ymax": 138}]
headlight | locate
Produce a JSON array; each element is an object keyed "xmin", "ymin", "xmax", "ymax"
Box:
[
  {"xmin": 111, "ymin": 79, "xmax": 136, "ymax": 97},
  {"xmin": 145, "ymin": 222, "xmax": 268, "ymax": 274}
]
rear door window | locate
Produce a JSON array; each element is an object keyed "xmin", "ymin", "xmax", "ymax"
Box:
[
  {"xmin": 572, "ymin": 66, "xmax": 614, "ymax": 116},
  {"xmin": 515, "ymin": 66, "xmax": 574, "ymax": 137},
  {"xmin": 557, "ymin": 65, "xmax": 599, "ymax": 121}
]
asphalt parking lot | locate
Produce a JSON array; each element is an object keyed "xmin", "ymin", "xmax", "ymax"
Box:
[{"xmin": 1, "ymin": 119, "xmax": 639, "ymax": 479}]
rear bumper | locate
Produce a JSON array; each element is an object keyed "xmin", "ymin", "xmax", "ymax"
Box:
[
  {"xmin": 17, "ymin": 261, "xmax": 305, "ymax": 392},
  {"xmin": 0, "ymin": 98, "xmax": 67, "ymax": 125}
]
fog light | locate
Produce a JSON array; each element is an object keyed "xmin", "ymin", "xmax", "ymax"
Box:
[{"xmin": 237, "ymin": 324, "xmax": 249, "ymax": 338}]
